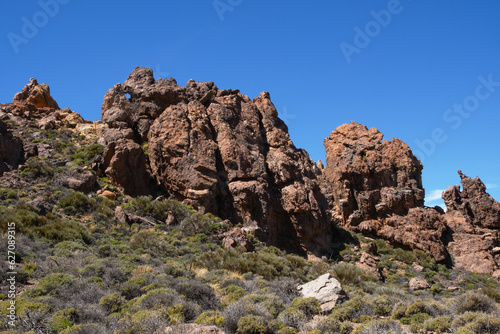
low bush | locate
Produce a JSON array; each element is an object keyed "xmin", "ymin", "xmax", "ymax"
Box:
[
  {"xmin": 50, "ymin": 308, "xmax": 80, "ymax": 333},
  {"xmin": 356, "ymin": 319, "xmax": 403, "ymax": 334},
  {"xmin": 290, "ymin": 297, "xmax": 321, "ymax": 320},
  {"xmin": 195, "ymin": 311, "xmax": 225, "ymax": 326},
  {"xmin": 25, "ymin": 273, "xmax": 74, "ymax": 297},
  {"xmin": 331, "ymin": 262, "xmax": 378, "ymax": 287},
  {"xmin": 99, "ymin": 293, "xmax": 126, "ymax": 314},
  {"xmin": 236, "ymin": 315, "xmax": 269, "ymax": 334},
  {"xmin": 453, "ymin": 291, "xmax": 498, "ymax": 315},
  {"xmin": 423, "ymin": 316, "xmax": 451, "ymax": 333},
  {"xmin": 277, "ymin": 307, "xmax": 307, "ymax": 329}
]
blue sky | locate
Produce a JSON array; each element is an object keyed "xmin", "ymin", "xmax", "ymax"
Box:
[{"xmin": 1, "ymin": 1, "xmax": 499, "ymax": 206}]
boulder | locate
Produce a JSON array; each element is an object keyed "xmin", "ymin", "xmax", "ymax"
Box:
[
  {"xmin": 298, "ymin": 273, "xmax": 346, "ymax": 312},
  {"xmin": 409, "ymin": 277, "xmax": 430, "ymax": 291},
  {"xmin": 60, "ymin": 167, "xmax": 97, "ymax": 193}
]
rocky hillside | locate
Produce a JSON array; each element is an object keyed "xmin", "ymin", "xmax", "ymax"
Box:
[{"xmin": 1, "ymin": 68, "xmax": 500, "ymax": 333}]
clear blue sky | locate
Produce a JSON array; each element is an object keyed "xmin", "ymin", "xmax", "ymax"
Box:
[{"xmin": 1, "ymin": 1, "xmax": 499, "ymax": 206}]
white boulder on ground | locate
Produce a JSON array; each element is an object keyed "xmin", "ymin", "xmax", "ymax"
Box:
[{"xmin": 297, "ymin": 273, "xmax": 347, "ymax": 312}]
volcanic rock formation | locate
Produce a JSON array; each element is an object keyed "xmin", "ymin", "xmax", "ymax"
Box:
[
  {"xmin": 323, "ymin": 122, "xmax": 449, "ymax": 261},
  {"xmin": 100, "ymin": 67, "xmax": 332, "ymax": 256},
  {"xmin": 443, "ymin": 171, "xmax": 500, "ymax": 278}
]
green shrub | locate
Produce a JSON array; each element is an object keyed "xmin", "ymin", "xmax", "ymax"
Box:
[
  {"xmin": 195, "ymin": 311, "xmax": 225, "ymax": 326},
  {"xmin": 236, "ymin": 315, "xmax": 269, "ymax": 334},
  {"xmin": 290, "ymin": 297, "xmax": 321, "ymax": 320},
  {"xmin": 391, "ymin": 302, "xmax": 407, "ymax": 319},
  {"xmin": 59, "ymin": 192, "xmax": 94, "ymax": 213},
  {"xmin": 34, "ymin": 219, "xmax": 92, "ymax": 244},
  {"xmin": 331, "ymin": 262, "xmax": 378, "ymax": 287},
  {"xmin": 25, "ymin": 273, "xmax": 74, "ymax": 297},
  {"xmin": 330, "ymin": 296, "xmax": 372, "ymax": 322},
  {"xmin": 21, "ymin": 157, "xmax": 53, "ymax": 178},
  {"xmin": 50, "ymin": 308, "xmax": 79, "ymax": 332},
  {"xmin": 423, "ymin": 316, "xmax": 451, "ymax": 333},
  {"xmin": 278, "ymin": 307, "xmax": 307, "ymax": 329},
  {"xmin": 220, "ymin": 284, "xmax": 248, "ymax": 304},
  {"xmin": 453, "ymin": 292, "xmax": 498, "ymax": 314},
  {"xmin": 483, "ymin": 283, "xmax": 500, "ymax": 302},
  {"xmin": 373, "ymin": 296, "xmax": 392, "ymax": 316},
  {"xmin": 356, "ymin": 319, "xmax": 403, "ymax": 334},
  {"xmin": 99, "ymin": 293, "xmax": 126, "ymax": 314}
]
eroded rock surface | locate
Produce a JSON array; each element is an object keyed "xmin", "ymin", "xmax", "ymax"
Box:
[
  {"xmin": 443, "ymin": 171, "xmax": 500, "ymax": 277},
  {"xmin": 0, "ymin": 119, "xmax": 24, "ymax": 175},
  {"xmin": 101, "ymin": 67, "xmax": 332, "ymax": 256},
  {"xmin": 323, "ymin": 122, "xmax": 448, "ymax": 261}
]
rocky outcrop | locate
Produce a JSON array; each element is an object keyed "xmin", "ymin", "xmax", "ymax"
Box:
[
  {"xmin": 324, "ymin": 122, "xmax": 424, "ymax": 223},
  {"xmin": 0, "ymin": 119, "xmax": 24, "ymax": 175},
  {"xmin": 443, "ymin": 171, "xmax": 500, "ymax": 229},
  {"xmin": 13, "ymin": 78, "xmax": 59, "ymax": 109},
  {"xmin": 100, "ymin": 67, "xmax": 332, "ymax": 256},
  {"xmin": 298, "ymin": 273, "xmax": 346, "ymax": 312},
  {"xmin": 324, "ymin": 122, "xmax": 448, "ymax": 262},
  {"xmin": 443, "ymin": 171, "xmax": 500, "ymax": 278}
]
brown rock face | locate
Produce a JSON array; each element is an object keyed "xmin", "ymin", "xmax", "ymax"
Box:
[
  {"xmin": 443, "ymin": 171, "xmax": 500, "ymax": 276},
  {"xmin": 443, "ymin": 171, "xmax": 500, "ymax": 229},
  {"xmin": 0, "ymin": 119, "xmax": 24, "ymax": 175},
  {"xmin": 324, "ymin": 121, "xmax": 424, "ymax": 223},
  {"xmin": 100, "ymin": 67, "xmax": 332, "ymax": 256},
  {"xmin": 13, "ymin": 78, "xmax": 60, "ymax": 109},
  {"xmin": 323, "ymin": 122, "xmax": 448, "ymax": 261}
]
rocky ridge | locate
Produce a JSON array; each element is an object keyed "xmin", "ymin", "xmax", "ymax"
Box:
[{"xmin": 1, "ymin": 68, "xmax": 499, "ymax": 277}]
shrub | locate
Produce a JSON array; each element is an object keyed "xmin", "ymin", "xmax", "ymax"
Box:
[
  {"xmin": 177, "ymin": 279, "xmax": 220, "ymax": 310},
  {"xmin": 483, "ymin": 283, "xmax": 500, "ymax": 302},
  {"xmin": 423, "ymin": 316, "xmax": 451, "ymax": 333},
  {"xmin": 373, "ymin": 296, "xmax": 392, "ymax": 316},
  {"xmin": 224, "ymin": 299, "xmax": 270, "ymax": 333},
  {"xmin": 58, "ymin": 192, "xmax": 94, "ymax": 213},
  {"xmin": 134, "ymin": 288, "xmax": 179, "ymax": 310},
  {"xmin": 290, "ymin": 297, "xmax": 321, "ymax": 320},
  {"xmin": 220, "ymin": 284, "xmax": 248, "ymax": 304},
  {"xmin": 99, "ymin": 293, "xmax": 126, "ymax": 314},
  {"xmin": 236, "ymin": 315, "xmax": 269, "ymax": 334},
  {"xmin": 22, "ymin": 157, "xmax": 53, "ymax": 178},
  {"xmin": 195, "ymin": 311, "xmax": 225, "ymax": 326},
  {"xmin": 278, "ymin": 308, "xmax": 307, "ymax": 329},
  {"xmin": 356, "ymin": 319, "xmax": 403, "ymax": 334},
  {"xmin": 25, "ymin": 273, "xmax": 74, "ymax": 297},
  {"xmin": 453, "ymin": 292, "xmax": 498, "ymax": 314},
  {"xmin": 34, "ymin": 219, "xmax": 92, "ymax": 244},
  {"xmin": 165, "ymin": 302, "xmax": 201, "ymax": 323},
  {"xmin": 330, "ymin": 296, "xmax": 373, "ymax": 322},
  {"xmin": 391, "ymin": 302, "xmax": 407, "ymax": 319},
  {"xmin": 331, "ymin": 262, "xmax": 378, "ymax": 287},
  {"xmin": 50, "ymin": 308, "xmax": 79, "ymax": 333}
]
